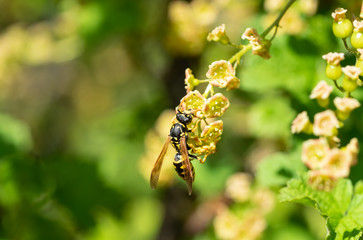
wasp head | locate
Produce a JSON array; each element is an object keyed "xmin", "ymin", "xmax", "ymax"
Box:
[{"xmin": 176, "ymin": 108, "xmax": 193, "ymax": 125}]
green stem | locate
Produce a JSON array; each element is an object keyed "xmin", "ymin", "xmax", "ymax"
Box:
[
  {"xmin": 203, "ymin": 84, "xmax": 214, "ymax": 97},
  {"xmin": 342, "ymin": 38, "xmax": 359, "ymax": 57},
  {"xmin": 229, "ymin": 44, "xmax": 252, "ymax": 64},
  {"xmin": 198, "ymin": 79, "xmax": 210, "ymax": 83},
  {"xmin": 333, "ymin": 80, "xmax": 345, "ymax": 93},
  {"xmin": 228, "ymin": 0, "xmax": 296, "ymax": 65},
  {"xmin": 261, "ymin": 0, "xmax": 297, "ymax": 38}
]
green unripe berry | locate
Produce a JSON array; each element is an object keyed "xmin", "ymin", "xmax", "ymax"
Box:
[
  {"xmin": 332, "ymin": 19, "xmax": 353, "ymax": 38},
  {"xmin": 356, "ymin": 59, "xmax": 363, "ymax": 76},
  {"xmin": 342, "ymin": 76, "xmax": 357, "ymax": 92},
  {"xmin": 351, "ymin": 31, "xmax": 363, "ymax": 48},
  {"xmin": 326, "ymin": 64, "xmax": 342, "ymax": 80}
]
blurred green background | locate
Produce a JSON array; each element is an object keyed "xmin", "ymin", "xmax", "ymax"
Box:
[{"xmin": 0, "ymin": 0, "xmax": 362, "ymax": 239}]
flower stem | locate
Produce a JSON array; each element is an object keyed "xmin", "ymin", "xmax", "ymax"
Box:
[
  {"xmin": 229, "ymin": 44, "xmax": 252, "ymax": 64},
  {"xmin": 261, "ymin": 0, "xmax": 297, "ymax": 38},
  {"xmin": 342, "ymin": 38, "xmax": 359, "ymax": 58},
  {"xmin": 333, "ymin": 79, "xmax": 345, "ymax": 93},
  {"xmin": 203, "ymin": 84, "xmax": 214, "ymax": 98}
]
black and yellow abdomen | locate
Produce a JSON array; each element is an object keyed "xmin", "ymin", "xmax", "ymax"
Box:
[{"xmin": 173, "ymin": 153, "xmax": 195, "ymax": 181}]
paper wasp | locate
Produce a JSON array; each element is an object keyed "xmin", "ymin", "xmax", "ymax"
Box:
[{"xmin": 150, "ymin": 107, "xmax": 199, "ymax": 195}]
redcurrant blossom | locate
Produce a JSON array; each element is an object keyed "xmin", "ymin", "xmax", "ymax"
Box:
[
  {"xmin": 241, "ymin": 28, "xmax": 271, "ymax": 59},
  {"xmin": 251, "ymin": 188, "xmax": 276, "ymax": 215},
  {"xmin": 358, "ymin": 48, "xmax": 363, "ymax": 60},
  {"xmin": 345, "ymin": 138, "xmax": 359, "ymax": 165},
  {"xmin": 313, "ymin": 110, "xmax": 340, "ymax": 137},
  {"xmin": 184, "ymin": 68, "xmax": 199, "ymax": 93},
  {"xmin": 333, "ymin": 97, "xmax": 360, "ymax": 112},
  {"xmin": 342, "ymin": 65, "xmax": 362, "ymax": 80},
  {"xmin": 206, "ymin": 60, "xmax": 240, "ymax": 90},
  {"xmin": 207, "ymin": 24, "xmax": 230, "ymax": 45},
  {"xmin": 310, "ymin": 80, "xmax": 333, "ymax": 100},
  {"xmin": 302, "ymin": 138, "xmax": 330, "ymax": 170},
  {"xmin": 353, "ymin": 19, "xmax": 363, "ymax": 32},
  {"xmin": 323, "ymin": 148, "xmax": 352, "ymax": 178},
  {"xmin": 322, "ymin": 52, "xmax": 344, "ymax": 66},
  {"xmin": 331, "ymin": 8, "xmax": 348, "ymax": 22},
  {"xmin": 179, "ymin": 90, "xmax": 206, "ymax": 118},
  {"xmin": 214, "ymin": 207, "xmax": 242, "ymax": 240},
  {"xmin": 225, "ymin": 173, "xmax": 252, "ymax": 203},
  {"xmin": 203, "ymin": 93, "xmax": 230, "ymax": 118},
  {"xmin": 291, "ymin": 111, "xmax": 312, "ymax": 134}
]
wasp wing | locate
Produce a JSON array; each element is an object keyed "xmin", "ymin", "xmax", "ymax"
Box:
[
  {"xmin": 150, "ymin": 136, "xmax": 171, "ymax": 190},
  {"xmin": 180, "ymin": 136, "xmax": 194, "ymax": 195}
]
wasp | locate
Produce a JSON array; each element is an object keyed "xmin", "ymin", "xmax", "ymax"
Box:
[{"xmin": 150, "ymin": 108, "xmax": 198, "ymax": 195}]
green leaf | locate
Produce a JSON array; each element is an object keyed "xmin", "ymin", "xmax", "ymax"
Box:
[{"xmin": 279, "ymin": 176, "xmax": 363, "ymax": 240}]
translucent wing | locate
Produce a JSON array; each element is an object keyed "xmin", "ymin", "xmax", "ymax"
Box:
[
  {"xmin": 150, "ymin": 136, "xmax": 171, "ymax": 190},
  {"xmin": 180, "ymin": 136, "xmax": 194, "ymax": 195}
]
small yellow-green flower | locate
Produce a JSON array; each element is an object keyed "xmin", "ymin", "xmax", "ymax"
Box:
[
  {"xmin": 342, "ymin": 65, "xmax": 361, "ymax": 80},
  {"xmin": 310, "ymin": 80, "xmax": 333, "ymax": 107},
  {"xmin": 322, "ymin": 148, "xmax": 352, "ymax": 178},
  {"xmin": 302, "ymin": 138, "xmax": 330, "ymax": 170},
  {"xmin": 184, "ymin": 68, "xmax": 199, "ymax": 93},
  {"xmin": 345, "ymin": 137, "xmax": 359, "ymax": 166},
  {"xmin": 333, "ymin": 97, "xmax": 360, "ymax": 120},
  {"xmin": 322, "ymin": 52, "xmax": 345, "ymax": 66},
  {"xmin": 207, "ymin": 24, "xmax": 230, "ymax": 45},
  {"xmin": 206, "ymin": 60, "xmax": 240, "ymax": 90},
  {"xmin": 331, "ymin": 8, "xmax": 348, "ymax": 22},
  {"xmin": 242, "ymin": 28, "xmax": 271, "ymax": 59},
  {"xmin": 179, "ymin": 90, "xmax": 206, "ymax": 118},
  {"xmin": 203, "ymin": 93, "xmax": 230, "ymax": 118},
  {"xmin": 291, "ymin": 111, "xmax": 312, "ymax": 134},
  {"xmin": 313, "ymin": 110, "xmax": 340, "ymax": 137},
  {"xmin": 225, "ymin": 173, "xmax": 252, "ymax": 203}
]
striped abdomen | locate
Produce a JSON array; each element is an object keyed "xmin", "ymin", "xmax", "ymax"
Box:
[{"xmin": 173, "ymin": 153, "xmax": 195, "ymax": 181}]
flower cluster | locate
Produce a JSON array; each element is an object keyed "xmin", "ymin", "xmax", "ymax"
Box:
[
  {"xmin": 178, "ymin": 91, "xmax": 228, "ymax": 163},
  {"xmin": 291, "ymin": 7, "xmax": 363, "ymax": 190},
  {"xmin": 213, "ymin": 173, "xmax": 275, "ymax": 240},
  {"xmin": 180, "ymin": 55, "xmax": 245, "ymax": 163},
  {"xmin": 292, "ymin": 78, "xmax": 360, "ymax": 189}
]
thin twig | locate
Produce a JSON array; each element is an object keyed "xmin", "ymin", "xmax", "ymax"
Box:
[{"xmin": 261, "ymin": 0, "xmax": 297, "ymax": 38}]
